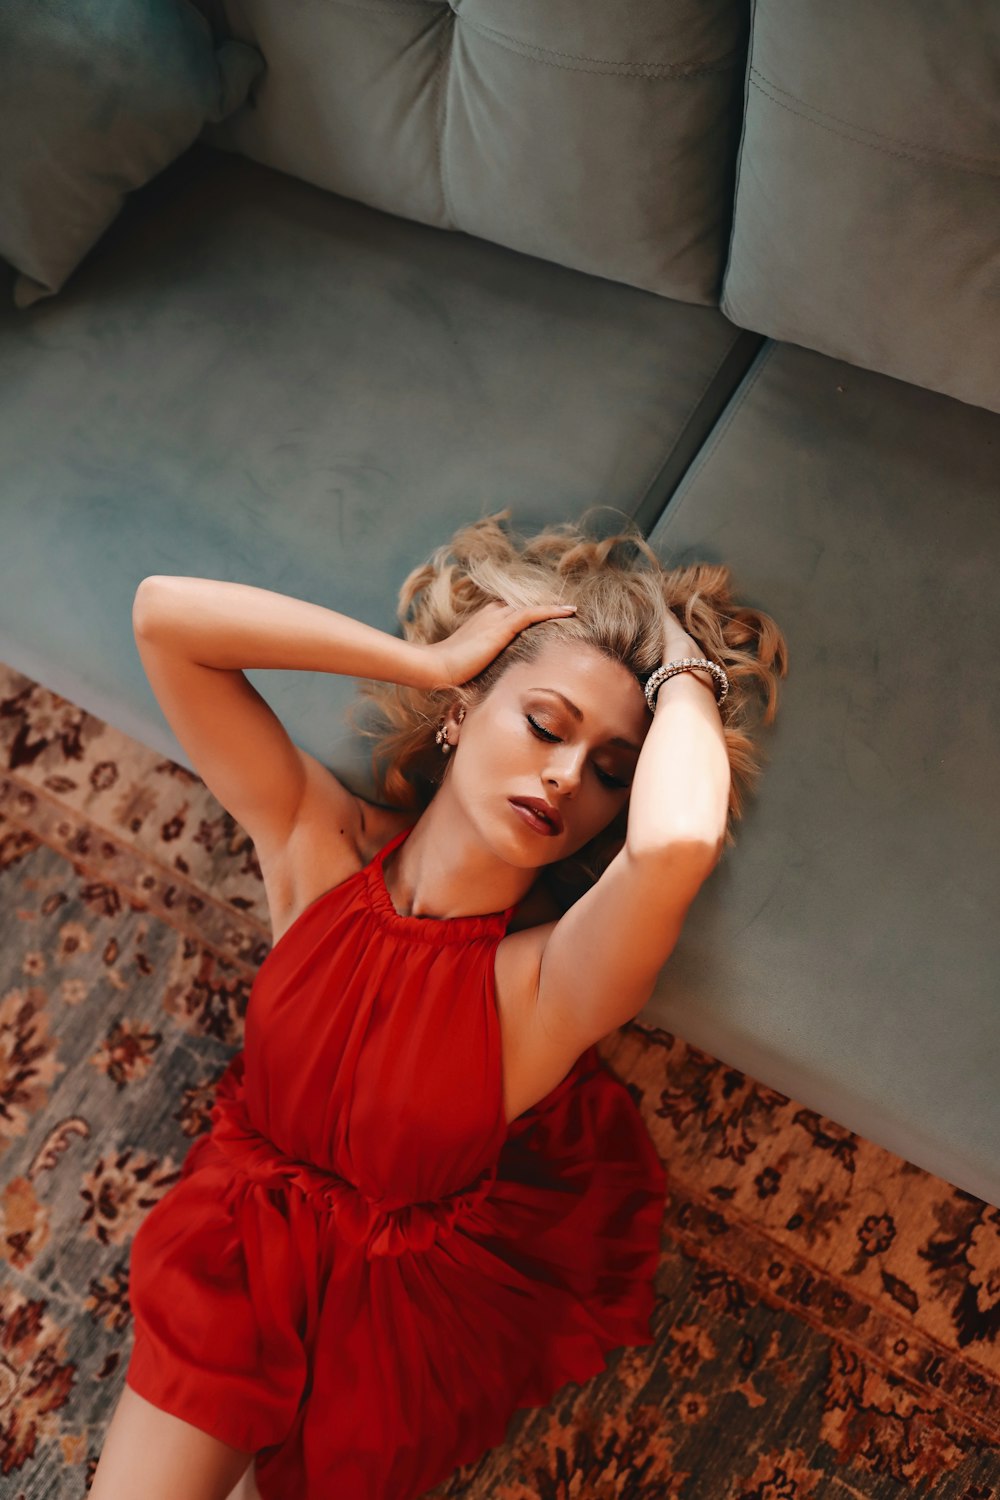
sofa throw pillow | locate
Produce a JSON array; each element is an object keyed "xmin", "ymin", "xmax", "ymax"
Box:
[{"xmin": 0, "ymin": 0, "xmax": 265, "ymax": 310}]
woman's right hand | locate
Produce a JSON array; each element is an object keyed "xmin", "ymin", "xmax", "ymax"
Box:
[{"xmin": 419, "ymin": 599, "xmax": 577, "ymax": 690}]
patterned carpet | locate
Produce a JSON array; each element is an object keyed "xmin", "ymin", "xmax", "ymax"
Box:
[{"xmin": 0, "ymin": 660, "xmax": 997, "ymax": 1498}]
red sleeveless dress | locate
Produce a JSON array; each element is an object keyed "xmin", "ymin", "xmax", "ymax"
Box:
[{"xmin": 125, "ymin": 822, "xmax": 667, "ymax": 1499}]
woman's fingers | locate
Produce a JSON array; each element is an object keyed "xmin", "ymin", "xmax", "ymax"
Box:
[
  {"xmin": 485, "ymin": 600, "xmax": 575, "ymax": 619},
  {"xmin": 524, "ymin": 603, "xmax": 576, "ymax": 620}
]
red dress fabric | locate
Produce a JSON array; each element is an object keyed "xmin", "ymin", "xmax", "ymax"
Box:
[{"xmin": 125, "ymin": 822, "xmax": 667, "ymax": 1499}]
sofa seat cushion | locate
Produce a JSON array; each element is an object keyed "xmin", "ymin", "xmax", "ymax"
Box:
[
  {"xmin": 0, "ymin": 142, "xmax": 754, "ymax": 796},
  {"xmin": 645, "ymin": 339, "xmax": 1000, "ymax": 1205}
]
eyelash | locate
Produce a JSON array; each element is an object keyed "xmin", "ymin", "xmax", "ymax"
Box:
[{"xmin": 525, "ymin": 714, "xmax": 629, "ymax": 791}]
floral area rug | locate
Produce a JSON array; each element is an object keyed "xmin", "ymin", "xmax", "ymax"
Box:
[{"xmin": 0, "ymin": 661, "xmax": 997, "ymax": 1498}]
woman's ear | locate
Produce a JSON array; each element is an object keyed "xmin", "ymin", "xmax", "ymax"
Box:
[{"xmin": 448, "ymin": 703, "xmax": 467, "ymax": 738}]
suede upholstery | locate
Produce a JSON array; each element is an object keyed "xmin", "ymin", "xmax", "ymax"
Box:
[
  {"xmin": 198, "ymin": 0, "xmax": 750, "ymax": 306},
  {"xmin": 646, "ymin": 340, "xmax": 1000, "ymax": 1205},
  {"xmin": 0, "ymin": 0, "xmax": 264, "ymax": 309},
  {"xmin": 0, "ymin": 143, "xmax": 753, "ymax": 794},
  {"xmin": 721, "ymin": 0, "xmax": 1000, "ymax": 413}
]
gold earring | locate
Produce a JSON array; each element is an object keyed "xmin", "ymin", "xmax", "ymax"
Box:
[{"xmin": 435, "ymin": 705, "xmax": 465, "ymax": 753}]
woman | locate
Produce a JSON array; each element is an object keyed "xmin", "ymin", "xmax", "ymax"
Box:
[{"xmin": 91, "ymin": 508, "xmax": 786, "ymax": 1500}]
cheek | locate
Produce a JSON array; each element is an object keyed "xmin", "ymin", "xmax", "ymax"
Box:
[
  {"xmin": 459, "ymin": 720, "xmax": 519, "ymax": 780},
  {"xmin": 499, "ymin": 711, "xmax": 529, "ymax": 758}
]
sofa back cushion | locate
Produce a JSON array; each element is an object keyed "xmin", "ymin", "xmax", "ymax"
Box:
[
  {"xmin": 199, "ymin": 0, "xmax": 749, "ymax": 307},
  {"xmin": 721, "ymin": 0, "xmax": 1000, "ymax": 414}
]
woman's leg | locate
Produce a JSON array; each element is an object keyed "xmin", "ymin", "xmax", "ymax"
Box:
[
  {"xmin": 221, "ymin": 1456, "xmax": 264, "ymax": 1500},
  {"xmin": 90, "ymin": 1383, "xmax": 257, "ymax": 1500}
]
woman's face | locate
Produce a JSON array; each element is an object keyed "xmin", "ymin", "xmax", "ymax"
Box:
[{"xmin": 442, "ymin": 638, "xmax": 650, "ymax": 864}]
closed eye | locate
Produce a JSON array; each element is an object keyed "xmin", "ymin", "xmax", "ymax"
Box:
[{"xmin": 525, "ymin": 714, "xmax": 629, "ymax": 791}]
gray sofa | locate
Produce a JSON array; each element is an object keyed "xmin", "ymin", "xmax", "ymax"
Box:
[{"xmin": 2, "ymin": 1, "xmax": 998, "ymax": 1206}]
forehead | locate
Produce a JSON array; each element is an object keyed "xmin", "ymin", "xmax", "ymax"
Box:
[{"xmin": 504, "ymin": 640, "xmax": 646, "ymax": 719}]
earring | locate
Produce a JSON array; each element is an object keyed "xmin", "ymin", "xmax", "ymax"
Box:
[{"xmin": 435, "ymin": 706, "xmax": 465, "ymax": 754}]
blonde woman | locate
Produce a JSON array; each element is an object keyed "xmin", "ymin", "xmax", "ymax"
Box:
[{"xmin": 91, "ymin": 508, "xmax": 786, "ymax": 1500}]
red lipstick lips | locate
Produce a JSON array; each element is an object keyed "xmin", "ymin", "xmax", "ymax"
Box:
[{"xmin": 509, "ymin": 797, "xmax": 562, "ymax": 835}]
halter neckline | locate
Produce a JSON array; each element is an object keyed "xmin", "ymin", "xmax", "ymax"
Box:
[{"xmin": 365, "ymin": 823, "xmax": 522, "ymax": 940}]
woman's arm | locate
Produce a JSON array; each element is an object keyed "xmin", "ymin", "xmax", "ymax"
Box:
[
  {"xmin": 133, "ymin": 575, "xmax": 430, "ymax": 686},
  {"xmin": 518, "ymin": 620, "xmax": 733, "ymax": 1056},
  {"xmin": 131, "ymin": 576, "xmax": 438, "ymax": 873},
  {"xmin": 625, "ymin": 616, "xmax": 732, "ymax": 862}
]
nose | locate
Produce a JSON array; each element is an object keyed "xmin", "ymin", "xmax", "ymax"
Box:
[{"xmin": 543, "ymin": 744, "xmax": 585, "ymax": 793}]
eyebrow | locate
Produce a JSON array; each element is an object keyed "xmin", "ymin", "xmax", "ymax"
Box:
[{"xmin": 528, "ymin": 687, "xmax": 642, "ymax": 753}]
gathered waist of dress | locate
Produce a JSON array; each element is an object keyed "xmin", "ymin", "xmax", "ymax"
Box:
[{"xmin": 198, "ymin": 1063, "xmax": 499, "ymax": 1260}]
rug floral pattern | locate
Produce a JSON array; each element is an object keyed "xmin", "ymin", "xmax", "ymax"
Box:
[{"xmin": 0, "ymin": 663, "xmax": 997, "ymax": 1497}]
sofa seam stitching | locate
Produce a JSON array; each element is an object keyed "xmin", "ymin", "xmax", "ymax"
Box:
[
  {"xmin": 457, "ymin": 19, "xmax": 743, "ymax": 79},
  {"xmin": 749, "ymin": 70, "xmax": 1000, "ymax": 179},
  {"xmin": 314, "ymin": 0, "xmax": 743, "ymax": 78},
  {"xmin": 434, "ymin": 8, "xmax": 455, "ymax": 227},
  {"xmin": 719, "ymin": 0, "xmax": 756, "ymax": 307}
]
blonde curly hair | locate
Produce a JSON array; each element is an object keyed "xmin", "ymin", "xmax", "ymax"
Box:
[{"xmin": 345, "ymin": 506, "xmax": 788, "ymax": 913}]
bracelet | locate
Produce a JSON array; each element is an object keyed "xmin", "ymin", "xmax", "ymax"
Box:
[{"xmin": 644, "ymin": 657, "xmax": 729, "ymax": 712}]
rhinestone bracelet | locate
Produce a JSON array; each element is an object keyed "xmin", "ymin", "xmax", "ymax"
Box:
[{"xmin": 644, "ymin": 657, "xmax": 729, "ymax": 712}]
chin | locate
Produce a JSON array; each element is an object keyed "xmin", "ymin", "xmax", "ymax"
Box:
[{"xmin": 491, "ymin": 820, "xmax": 545, "ymax": 872}]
